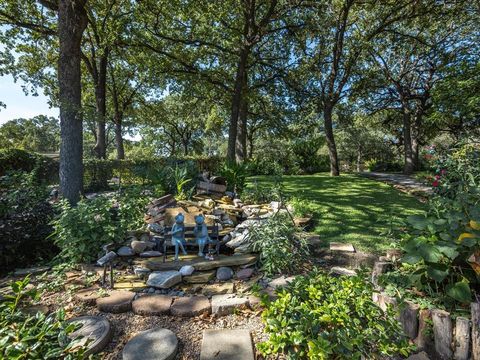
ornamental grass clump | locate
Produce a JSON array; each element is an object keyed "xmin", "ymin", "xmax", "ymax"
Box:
[
  {"xmin": 259, "ymin": 271, "xmax": 412, "ymax": 359},
  {"xmin": 249, "ymin": 213, "xmax": 310, "ymax": 276}
]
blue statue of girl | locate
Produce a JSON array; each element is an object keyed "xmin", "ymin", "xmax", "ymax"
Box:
[
  {"xmin": 194, "ymin": 214, "xmax": 209, "ymax": 257},
  {"xmin": 171, "ymin": 213, "xmax": 187, "ymax": 261}
]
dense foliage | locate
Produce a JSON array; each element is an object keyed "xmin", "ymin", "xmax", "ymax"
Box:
[
  {"xmin": 250, "ymin": 214, "xmax": 310, "ymax": 276},
  {"xmin": 386, "ymin": 143, "xmax": 480, "ymax": 308},
  {"xmin": 0, "ymin": 149, "xmax": 58, "ymax": 183},
  {"xmin": 0, "ymin": 171, "xmax": 55, "ymax": 273},
  {"xmin": 259, "ymin": 271, "xmax": 412, "ymax": 359},
  {"xmin": 0, "ymin": 276, "xmax": 87, "ymax": 359},
  {"xmin": 51, "ymin": 188, "xmax": 153, "ymax": 264}
]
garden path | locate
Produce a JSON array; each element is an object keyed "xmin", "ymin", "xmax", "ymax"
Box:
[{"xmin": 360, "ymin": 172, "xmax": 433, "ymax": 196}]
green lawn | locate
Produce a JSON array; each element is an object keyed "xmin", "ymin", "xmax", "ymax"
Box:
[{"xmin": 247, "ymin": 173, "xmax": 427, "ymax": 254}]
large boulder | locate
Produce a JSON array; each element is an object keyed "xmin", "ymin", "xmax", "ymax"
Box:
[
  {"xmin": 131, "ymin": 240, "xmax": 148, "ymax": 254},
  {"xmin": 147, "ymin": 271, "xmax": 182, "ymax": 289},
  {"xmin": 117, "ymin": 246, "xmax": 135, "ymax": 257}
]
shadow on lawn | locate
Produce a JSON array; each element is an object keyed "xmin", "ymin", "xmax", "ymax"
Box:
[{"xmin": 248, "ymin": 173, "xmax": 427, "ymax": 253}]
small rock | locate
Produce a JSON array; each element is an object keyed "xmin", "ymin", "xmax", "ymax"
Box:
[
  {"xmin": 140, "ymin": 251, "xmax": 162, "ymax": 258},
  {"xmin": 329, "ymin": 242, "xmax": 355, "ymax": 252},
  {"xmin": 147, "ymin": 271, "xmax": 182, "ymax": 289},
  {"xmin": 211, "ymin": 294, "xmax": 249, "ymax": 316},
  {"xmin": 236, "ymin": 268, "xmax": 254, "ymax": 280},
  {"xmin": 148, "ymin": 287, "xmax": 155, "ymax": 294},
  {"xmin": 96, "ymin": 290, "xmax": 135, "ymax": 313},
  {"xmin": 131, "ymin": 240, "xmax": 148, "ymax": 254},
  {"xmin": 179, "ymin": 265, "xmax": 195, "ymax": 276},
  {"xmin": 170, "ymin": 296, "xmax": 211, "ymax": 317},
  {"xmin": 216, "ymin": 267, "xmax": 233, "ymax": 281},
  {"xmin": 133, "ymin": 267, "xmax": 151, "ymax": 278},
  {"xmin": 117, "ymin": 246, "xmax": 135, "ymax": 257}
]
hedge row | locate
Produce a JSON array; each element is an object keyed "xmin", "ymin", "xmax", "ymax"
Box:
[{"xmin": 0, "ymin": 149, "xmax": 222, "ymax": 190}]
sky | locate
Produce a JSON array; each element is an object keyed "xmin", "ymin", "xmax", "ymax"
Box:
[{"xmin": 0, "ymin": 74, "xmax": 59, "ymax": 124}]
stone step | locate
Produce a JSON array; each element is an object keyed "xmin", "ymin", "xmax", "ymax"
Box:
[
  {"xmin": 96, "ymin": 290, "xmax": 135, "ymax": 313},
  {"xmin": 183, "ymin": 270, "xmax": 215, "ymax": 284},
  {"xmin": 66, "ymin": 316, "xmax": 112, "ymax": 356},
  {"xmin": 132, "ymin": 295, "xmax": 173, "ymax": 315},
  {"xmin": 170, "ymin": 296, "xmax": 211, "ymax": 317},
  {"xmin": 211, "ymin": 294, "xmax": 250, "ymax": 316},
  {"xmin": 200, "ymin": 329, "xmax": 254, "ymax": 360},
  {"xmin": 122, "ymin": 328, "xmax": 178, "ymax": 360},
  {"xmin": 143, "ymin": 254, "xmax": 258, "ymax": 272}
]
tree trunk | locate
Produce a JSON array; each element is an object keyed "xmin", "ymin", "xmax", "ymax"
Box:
[
  {"xmin": 323, "ymin": 103, "xmax": 340, "ymax": 176},
  {"xmin": 114, "ymin": 118, "xmax": 124, "ymax": 160},
  {"xmin": 58, "ymin": 0, "xmax": 87, "ymax": 205},
  {"xmin": 247, "ymin": 132, "xmax": 254, "ymax": 159},
  {"xmin": 227, "ymin": 47, "xmax": 248, "ymax": 163},
  {"xmin": 236, "ymin": 94, "xmax": 248, "ymax": 163},
  {"xmin": 356, "ymin": 145, "xmax": 362, "ymax": 172},
  {"xmin": 93, "ymin": 53, "xmax": 108, "ymax": 159},
  {"xmin": 402, "ymin": 101, "xmax": 415, "ymax": 175}
]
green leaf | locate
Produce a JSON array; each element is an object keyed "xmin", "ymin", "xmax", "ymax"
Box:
[
  {"xmin": 419, "ymin": 244, "xmax": 443, "ymax": 263},
  {"xmin": 426, "ymin": 266, "xmax": 448, "ymax": 282},
  {"xmin": 402, "ymin": 253, "xmax": 422, "ymax": 264},
  {"xmin": 446, "ymin": 282, "xmax": 471, "ymax": 303}
]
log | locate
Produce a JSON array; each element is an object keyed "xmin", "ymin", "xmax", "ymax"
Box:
[
  {"xmin": 454, "ymin": 316, "xmax": 470, "ymax": 360},
  {"xmin": 415, "ymin": 309, "xmax": 432, "ymax": 350},
  {"xmin": 146, "ymin": 194, "xmax": 174, "ymax": 209},
  {"xmin": 432, "ymin": 309, "xmax": 453, "ymax": 359},
  {"xmin": 472, "ymin": 302, "xmax": 480, "ymax": 360},
  {"xmin": 399, "ymin": 301, "xmax": 420, "ymax": 339}
]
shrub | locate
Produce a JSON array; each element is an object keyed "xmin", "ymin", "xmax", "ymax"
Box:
[
  {"xmin": 220, "ymin": 161, "xmax": 249, "ymax": 193},
  {"xmin": 0, "ymin": 171, "xmax": 55, "ymax": 273},
  {"xmin": 0, "ymin": 276, "xmax": 87, "ymax": 359},
  {"xmin": 391, "ymin": 143, "xmax": 480, "ymax": 308},
  {"xmin": 51, "ymin": 198, "xmax": 121, "ymax": 264},
  {"xmin": 249, "ymin": 214, "xmax": 309, "ymax": 276},
  {"xmin": 288, "ymin": 197, "xmax": 316, "ymax": 218},
  {"xmin": 259, "ymin": 271, "xmax": 412, "ymax": 359},
  {"xmin": 0, "ymin": 148, "xmax": 58, "ymax": 183},
  {"xmin": 51, "ymin": 189, "xmax": 154, "ymax": 264}
]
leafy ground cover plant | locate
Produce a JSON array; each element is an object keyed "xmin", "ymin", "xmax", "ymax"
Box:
[
  {"xmin": 387, "ymin": 143, "xmax": 480, "ymax": 309},
  {"xmin": 250, "ymin": 213, "xmax": 309, "ymax": 276},
  {"xmin": 220, "ymin": 161, "xmax": 248, "ymax": 193},
  {"xmin": 0, "ymin": 276, "xmax": 87, "ymax": 359},
  {"xmin": 259, "ymin": 271, "xmax": 412, "ymax": 359}
]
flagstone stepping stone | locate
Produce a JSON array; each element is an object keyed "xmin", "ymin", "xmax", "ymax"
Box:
[
  {"xmin": 211, "ymin": 294, "xmax": 250, "ymax": 316},
  {"xmin": 200, "ymin": 329, "xmax": 254, "ymax": 360},
  {"xmin": 330, "ymin": 266, "xmax": 357, "ymax": 276},
  {"xmin": 147, "ymin": 271, "xmax": 182, "ymax": 289},
  {"xmin": 202, "ymin": 282, "xmax": 234, "ymax": 296},
  {"xmin": 236, "ymin": 268, "xmax": 254, "ymax": 280},
  {"xmin": 117, "ymin": 246, "xmax": 135, "ymax": 257},
  {"xmin": 132, "ymin": 295, "xmax": 173, "ymax": 315},
  {"xmin": 97, "ymin": 291, "xmax": 135, "ymax": 313},
  {"xmin": 216, "ymin": 266, "xmax": 233, "ymax": 281},
  {"xmin": 179, "ymin": 265, "xmax": 195, "ymax": 276},
  {"xmin": 14, "ymin": 266, "xmax": 50, "ymax": 276},
  {"xmin": 122, "ymin": 328, "xmax": 178, "ymax": 360},
  {"xmin": 74, "ymin": 286, "xmax": 101, "ymax": 305},
  {"xmin": 183, "ymin": 270, "xmax": 215, "ymax": 284},
  {"xmin": 140, "ymin": 251, "xmax": 163, "ymax": 258},
  {"xmin": 330, "ymin": 242, "xmax": 355, "ymax": 252},
  {"xmin": 170, "ymin": 296, "xmax": 210, "ymax": 317},
  {"xmin": 66, "ymin": 316, "xmax": 112, "ymax": 356},
  {"xmin": 268, "ymin": 275, "xmax": 296, "ymax": 289}
]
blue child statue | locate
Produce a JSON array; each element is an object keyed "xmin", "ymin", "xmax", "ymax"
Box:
[
  {"xmin": 194, "ymin": 214, "xmax": 209, "ymax": 257},
  {"xmin": 171, "ymin": 213, "xmax": 187, "ymax": 261}
]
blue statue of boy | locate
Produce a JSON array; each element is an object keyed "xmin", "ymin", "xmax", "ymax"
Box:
[
  {"xmin": 194, "ymin": 214, "xmax": 209, "ymax": 257},
  {"xmin": 171, "ymin": 213, "xmax": 187, "ymax": 261}
]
